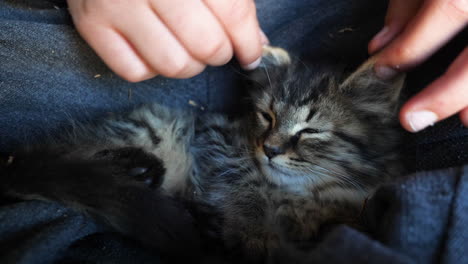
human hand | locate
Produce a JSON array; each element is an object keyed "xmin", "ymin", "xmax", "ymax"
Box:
[
  {"xmin": 67, "ymin": 0, "xmax": 267, "ymax": 82},
  {"xmin": 368, "ymin": 0, "xmax": 468, "ymax": 132}
]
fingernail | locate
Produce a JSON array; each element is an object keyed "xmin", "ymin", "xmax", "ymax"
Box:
[
  {"xmin": 370, "ymin": 26, "xmax": 390, "ymax": 53},
  {"xmin": 242, "ymin": 57, "xmax": 262, "ymax": 70},
  {"xmin": 375, "ymin": 65, "xmax": 398, "ymax": 80},
  {"xmin": 406, "ymin": 110, "xmax": 438, "ymax": 132},
  {"xmin": 260, "ymin": 30, "xmax": 270, "ymax": 45}
]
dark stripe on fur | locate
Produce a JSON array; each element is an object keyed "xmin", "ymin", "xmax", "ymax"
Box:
[
  {"xmin": 305, "ymin": 108, "xmax": 316, "ymax": 122},
  {"xmin": 127, "ymin": 118, "xmax": 161, "ymax": 145},
  {"xmin": 333, "ymin": 132, "xmax": 370, "ymax": 158}
]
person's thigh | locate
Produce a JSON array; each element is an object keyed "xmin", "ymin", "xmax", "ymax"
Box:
[{"xmin": 1, "ymin": 0, "xmax": 467, "ymax": 263}]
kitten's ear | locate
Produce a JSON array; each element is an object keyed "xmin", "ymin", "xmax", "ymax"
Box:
[
  {"xmin": 248, "ymin": 46, "xmax": 291, "ymax": 87},
  {"xmin": 339, "ymin": 57, "xmax": 405, "ymax": 115}
]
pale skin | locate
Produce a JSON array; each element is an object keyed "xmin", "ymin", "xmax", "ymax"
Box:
[
  {"xmin": 68, "ymin": 0, "xmax": 467, "ymax": 133},
  {"xmin": 66, "ymin": 0, "xmax": 267, "ymax": 82},
  {"xmin": 369, "ymin": 0, "xmax": 468, "ymax": 132}
]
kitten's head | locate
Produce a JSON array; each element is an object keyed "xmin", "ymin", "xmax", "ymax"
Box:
[{"xmin": 247, "ymin": 47, "xmax": 404, "ymax": 194}]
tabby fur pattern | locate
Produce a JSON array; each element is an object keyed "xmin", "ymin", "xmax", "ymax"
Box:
[{"xmin": 1, "ymin": 46, "xmax": 405, "ymax": 263}]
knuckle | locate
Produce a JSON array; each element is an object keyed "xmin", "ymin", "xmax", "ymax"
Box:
[{"xmin": 197, "ymin": 39, "xmax": 232, "ymax": 64}]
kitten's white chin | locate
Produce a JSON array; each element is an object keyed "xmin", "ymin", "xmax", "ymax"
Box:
[{"xmin": 256, "ymin": 153, "xmax": 311, "ymax": 193}]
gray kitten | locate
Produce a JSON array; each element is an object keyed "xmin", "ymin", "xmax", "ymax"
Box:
[{"xmin": 1, "ymin": 47, "xmax": 405, "ymax": 263}]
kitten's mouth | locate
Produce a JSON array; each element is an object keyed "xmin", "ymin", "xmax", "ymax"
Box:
[
  {"xmin": 261, "ymin": 157, "xmax": 295, "ymax": 177},
  {"xmin": 267, "ymin": 161, "xmax": 290, "ymax": 174},
  {"xmin": 267, "ymin": 161, "xmax": 279, "ymax": 169},
  {"xmin": 255, "ymin": 150, "xmax": 294, "ymax": 176}
]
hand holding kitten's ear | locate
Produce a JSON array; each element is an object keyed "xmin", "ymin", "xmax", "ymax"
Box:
[
  {"xmin": 369, "ymin": 0, "xmax": 468, "ymax": 132},
  {"xmin": 67, "ymin": 0, "xmax": 267, "ymax": 82}
]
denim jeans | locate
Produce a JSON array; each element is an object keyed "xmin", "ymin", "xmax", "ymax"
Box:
[{"xmin": 0, "ymin": 0, "xmax": 467, "ymax": 263}]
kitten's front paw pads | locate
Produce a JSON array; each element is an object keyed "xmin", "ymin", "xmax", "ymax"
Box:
[
  {"xmin": 127, "ymin": 165, "xmax": 164, "ymax": 188},
  {"xmin": 93, "ymin": 147, "xmax": 166, "ymax": 189},
  {"xmin": 128, "ymin": 167, "xmax": 148, "ymax": 177},
  {"xmin": 128, "ymin": 167, "xmax": 152, "ymax": 185}
]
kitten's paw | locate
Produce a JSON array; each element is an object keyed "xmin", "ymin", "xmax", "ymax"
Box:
[
  {"xmin": 127, "ymin": 166, "xmax": 163, "ymax": 188},
  {"xmin": 261, "ymin": 45, "xmax": 291, "ymax": 67},
  {"xmin": 93, "ymin": 147, "xmax": 165, "ymax": 189}
]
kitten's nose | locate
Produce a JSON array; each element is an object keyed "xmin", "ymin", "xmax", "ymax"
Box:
[{"xmin": 263, "ymin": 144, "xmax": 285, "ymax": 159}]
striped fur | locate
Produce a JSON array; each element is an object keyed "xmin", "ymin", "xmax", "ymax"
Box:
[{"xmin": 1, "ymin": 47, "xmax": 405, "ymax": 263}]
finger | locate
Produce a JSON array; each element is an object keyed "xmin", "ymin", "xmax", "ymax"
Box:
[
  {"xmin": 399, "ymin": 47, "xmax": 468, "ymax": 132},
  {"xmin": 460, "ymin": 107, "xmax": 468, "ymax": 127},
  {"xmin": 150, "ymin": 0, "xmax": 233, "ymax": 67},
  {"xmin": 368, "ymin": 0, "xmax": 423, "ymax": 54},
  {"xmin": 115, "ymin": 4, "xmax": 206, "ymax": 79},
  {"xmin": 376, "ymin": 0, "xmax": 468, "ymax": 77},
  {"xmin": 260, "ymin": 30, "xmax": 270, "ymax": 46},
  {"xmin": 68, "ymin": 1, "xmax": 156, "ymax": 82},
  {"xmin": 204, "ymin": 0, "xmax": 264, "ymax": 69}
]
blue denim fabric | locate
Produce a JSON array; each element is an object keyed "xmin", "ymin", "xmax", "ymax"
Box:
[{"xmin": 0, "ymin": 0, "xmax": 467, "ymax": 263}]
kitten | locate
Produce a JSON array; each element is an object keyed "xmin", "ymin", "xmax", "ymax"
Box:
[{"xmin": 0, "ymin": 46, "xmax": 405, "ymax": 263}]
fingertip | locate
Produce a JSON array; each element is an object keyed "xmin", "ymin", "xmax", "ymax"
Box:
[
  {"xmin": 368, "ymin": 26, "xmax": 390, "ymax": 54},
  {"xmin": 399, "ymin": 104, "xmax": 415, "ymax": 132},
  {"xmin": 402, "ymin": 110, "xmax": 439, "ymax": 133},
  {"xmin": 368, "ymin": 42, "xmax": 377, "ymax": 55},
  {"xmin": 374, "ymin": 64, "xmax": 399, "ymax": 80},
  {"xmin": 241, "ymin": 56, "xmax": 262, "ymax": 70},
  {"xmin": 121, "ymin": 69, "xmax": 158, "ymax": 83},
  {"xmin": 399, "ymin": 99, "xmax": 433, "ymax": 133},
  {"xmin": 460, "ymin": 108, "xmax": 468, "ymax": 127},
  {"xmin": 237, "ymin": 40, "xmax": 263, "ymax": 70},
  {"xmin": 203, "ymin": 0, "xmax": 263, "ymax": 71}
]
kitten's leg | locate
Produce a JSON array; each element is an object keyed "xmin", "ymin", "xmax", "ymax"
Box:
[
  {"xmin": 0, "ymin": 147, "xmax": 201, "ymax": 258},
  {"xmin": 76, "ymin": 103, "xmax": 195, "ymax": 195},
  {"xmin": 220, "ymin": 179, "xmax": 281, "ymax": 262},
  {"xmin": 269, "ymin": 195, "xmax": 362, "ymax": 263},
  {"xmin": 91, "ymin": 147, "xmax": 167, "ymax": 188},
  {"xmin": 0, "ymin": 104, "xmax": 199, "ymax": 257}
]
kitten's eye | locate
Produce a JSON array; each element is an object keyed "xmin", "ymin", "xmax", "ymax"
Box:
[
  {"xmin": 299, "ymin": 128, "xmax": 320, "ymax": 134},
  {"xmin": 259, "ymin": 112, "xmax": 273, "ymax": 123}
]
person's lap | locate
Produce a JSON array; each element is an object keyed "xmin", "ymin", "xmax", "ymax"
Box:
[{"xmin": 0, "ymin": 0, "xmax": 467, "ymax": 263}]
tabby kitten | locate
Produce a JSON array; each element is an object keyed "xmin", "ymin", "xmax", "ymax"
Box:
[{"xmin": 1, "ymin": 47, "xmax": 405, "ymax": 263}]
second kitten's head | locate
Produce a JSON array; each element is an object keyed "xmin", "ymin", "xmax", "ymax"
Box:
[{"xmin": 247, "ymin": 47, "xmax": 404, "ymax": 194}]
